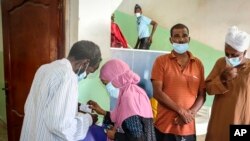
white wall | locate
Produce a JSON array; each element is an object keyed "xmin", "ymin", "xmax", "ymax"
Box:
[
  {"xmin": 65, "ymin": 0, "xmax": 79, "ymax": 54},
  {"xmin": 67, "ymin": 0, "xmax": 122, "ymax": 56},
  {"xmin": 78, "ymin": 0, "xmax": 122, "ymax": 58}
]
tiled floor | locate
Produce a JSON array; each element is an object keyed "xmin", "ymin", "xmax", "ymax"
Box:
[{"xmin": 0, "ymin": 120, "xmax": 8, "ymax": 141}]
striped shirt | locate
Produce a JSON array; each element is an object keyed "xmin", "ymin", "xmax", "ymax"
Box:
[{"xmin": 20, "ymin": 58, "xmax": 93, "ymax": 141}]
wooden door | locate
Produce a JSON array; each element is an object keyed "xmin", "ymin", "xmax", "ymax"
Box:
[{"xmin": 1, "ymin": 0, "xmax": 65, "ymax": 140}]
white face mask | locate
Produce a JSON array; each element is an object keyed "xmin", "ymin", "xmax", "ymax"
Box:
[
  {"xmin": 225, "ymin": 56, "xmax": 242, "ymax": 67},
  {"xmin": 172, "ymin": 43, "xmax": 189, "ymax": 54},
  {"xmin": 105, "ymin": 82, "xmax": 119, "ymax": 111},
  {"xmin": 135, "ymin": 13, "xmax": 141, "ymax": 17},
  {"xmin": 77, "ymin": 63, "xmax": 89, "ymax": 82}
]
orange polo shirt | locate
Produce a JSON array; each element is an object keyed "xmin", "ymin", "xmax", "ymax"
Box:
[{"xmin": 151, "ymin": 51, "xmax": 205, "ymax": 135}]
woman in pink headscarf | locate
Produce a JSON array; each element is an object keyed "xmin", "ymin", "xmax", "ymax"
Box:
[{"xmin": 88, "ymin": 59, "xmax": 156, "ymax": 141}]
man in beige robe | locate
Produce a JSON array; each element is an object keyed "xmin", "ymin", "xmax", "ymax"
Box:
[{"xmin": 205, "ymin": 26, "xmax": 250, "ymax": 141}]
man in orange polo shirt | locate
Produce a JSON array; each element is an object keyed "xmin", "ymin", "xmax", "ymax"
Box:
[{"xmin": 151, "ymin": 23, "xmax": 206, "ymax": 141}]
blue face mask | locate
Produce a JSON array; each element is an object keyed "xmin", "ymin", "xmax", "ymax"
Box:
[
  {"xmin": 105, "ymin": 82, "xmax": 119, "ymax": 111},
  {"xmin": 172, "ymin": 43, "xmax": 189, "ymax": 54},
  {"xmin": 225, "ymin": 56, "xmax": 242, "ymax": 67},
  {"xmin": 77, "ymin": 63, "xmax": 89, "ymax": 82}
]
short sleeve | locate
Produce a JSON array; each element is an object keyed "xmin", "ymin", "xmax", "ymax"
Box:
[
  {"xmin": 142, "ymin": 16, "xmax": 152, "ymax": 25},
  {"xmin": 151, "ymin": 56, "xmax": 165, "ymax": 81}
]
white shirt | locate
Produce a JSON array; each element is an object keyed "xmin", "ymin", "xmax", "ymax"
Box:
[{"xmin": 20, "ymin": 58, "xmax": 92, "ymax": 141}]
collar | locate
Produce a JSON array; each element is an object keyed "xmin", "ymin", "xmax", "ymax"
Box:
[
  {"xmin": 137, "ymin": 15, "xmax": 142, "ymax": 19},
  {"xmin": 62, "ymin": 58, "xmax": 74, "ymax": 71}
]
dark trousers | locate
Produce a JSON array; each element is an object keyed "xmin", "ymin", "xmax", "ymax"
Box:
[
  {"xmin": 155, "ymin": 127, "xmax": 196, "ymax": 141},
  {"xmin": 138, "ymin": 37, "xmax": 151, "ymax": 50}
]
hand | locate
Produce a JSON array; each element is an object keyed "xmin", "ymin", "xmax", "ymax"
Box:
[
  {"xmin": 148, "ymin": 36, "xmax": 152, "ymax": 44},
  {"xmin": 174, "ymin": 116, "xmax": 185, "ymax": 125},
  {"xmin": 174, "ymin": 109, "xmax": 195, "ymax": 125},
  {"xmin": 221, "ymin": 67, "xmax": 238, "ymax": 82},
  {"xmin": 90, "ymin": 114, "xmax": 98, "ymax": 125},
  {"xmin": 106, "ymin": 126, "xmax": 116, "ymax": 140},
  {"xmin": 177, "ymin": 108, "xmax": 195, "ymax": 124},
  {"xmin": 87, "ymin": 100, "xmax": 106, "ymax": 115}
]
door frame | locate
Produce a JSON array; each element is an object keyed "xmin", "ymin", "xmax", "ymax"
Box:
[{"xmin": 1, "ymin": 0, "xmax": 66, "ymax": 140}]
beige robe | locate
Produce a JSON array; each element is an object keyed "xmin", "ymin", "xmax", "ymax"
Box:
[{"xmin": 205, "ymin": 57, "xmax": 250, "ymax": 141}]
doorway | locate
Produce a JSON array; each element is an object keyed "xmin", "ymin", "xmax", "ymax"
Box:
[{"xmin": 1, "ymin": 0, "xmax": 65, "ymax": 140}]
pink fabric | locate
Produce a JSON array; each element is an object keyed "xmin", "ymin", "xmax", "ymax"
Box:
[{"xmin": 100, "ymin": 59, "xmax": 153, "ymax": 128}]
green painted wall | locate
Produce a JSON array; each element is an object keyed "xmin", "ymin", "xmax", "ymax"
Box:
[
  {"xmin": 0, "ymin": 2, "xmax": 6, "ymax": 123},
  {"xmin": 78, "ymin": 60, "xmax": 110, "ymax": 123},
  {"xmin": 113, "ymin": 10, "xmax": 225, "ymax": 106},
  {"xmin": 0, "ymin": 51, "xmax": 6, "ymax": 123}
]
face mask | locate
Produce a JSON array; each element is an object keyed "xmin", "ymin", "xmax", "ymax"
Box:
[
  {"xmin": 77, "ymin": 63, "xmax": 89, "ymax": 82},
  {"xmin": 105, "ymin": 82, "xmax": 119, "ymax": 111},
  {"xmin": 135, "ymin": 13, "xmax": 141, "ymax": 17},
  {"xmin": 225, "ymin": 56, "xmax": 242, "ymax": 67},
  {"xmin": 172, "ymin": 43, "xmax": 189, "ymax": 54}
]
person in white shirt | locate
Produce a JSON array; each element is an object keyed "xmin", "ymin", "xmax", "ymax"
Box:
[{"xmin": 20, "ymin": 40, "xmax": 102, "ymax": 141}]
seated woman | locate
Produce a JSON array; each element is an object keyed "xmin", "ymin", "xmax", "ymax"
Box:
[{"xmin": 88, "ymin": 59, "xmax": 156, "ymax": 141}]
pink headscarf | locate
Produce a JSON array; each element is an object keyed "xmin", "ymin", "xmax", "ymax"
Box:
[{"xmin": 100, "ymin": 59, "xmax": 153, "ymax": 127}]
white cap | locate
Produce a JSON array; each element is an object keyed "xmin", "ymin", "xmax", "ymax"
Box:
[{"xmin": 225, "ymin": 26, "xmax": 250, "ymax": 52}]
